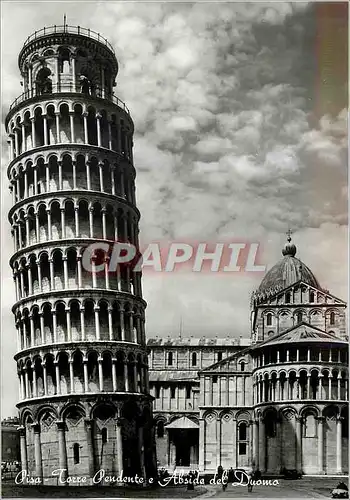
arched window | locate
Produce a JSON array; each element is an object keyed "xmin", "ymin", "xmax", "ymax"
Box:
[
  {"xmin": 191, "ymin": 352, "xmax": 197, "ymax": 366},
  {"xmin": 297, "ymin": 312, "xmax": 303, "ymax": 324},
  {"xmin": 101, "ymin": 427, "xmax": 108, "ymax": 444},
  {"xmin": 59, "ymin": 48, "xmax": 71, "ymax": 73},
  {"xmin": 73, "ymin": 443, "xmax": 80, "ymax": 464},
  {"xmin": 265, "ymin": 411, "xmax": 277, "ymax": 437},
  {"xmin": 303, "ymin": 414, "xmax": 317, "ymax": 438},
  {"xmin": 309, "ymin": 291, "xmax": 315, "ymax": 302},
  {"xmin": 238, "ymin": 422, "xmax": 248, "ymax": 455},
  {"xmin": 35, "ymin": 67, "xmax": 52, "ymax": 95},
  {"xmin": 167, "ymin": 352, "xmax": 173, "ymax": 366},
  {"xmin": 266, "ymin": 313, "xmax": 272, "ymax": 326},
  {"xmin": 240, "ymin": 362, "xmax": 245, "ymax": 372},
  {"xmin": 330, "ymin": 312, "xmax": 335, "ymax": 325},
  {"xmin": 238, "ymin": 422, "xmax": 247, "ymax": 441},
  {"xmin": 285, "ymin": 292, "xmax": 291, "ymax": 304},
  {"xmin": 157, "ymin": 421, "xmax": 164, "ymax": 438}
]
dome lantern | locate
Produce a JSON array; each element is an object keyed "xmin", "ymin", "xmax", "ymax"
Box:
[
  {"xmin": 282, "ymin": 229, "xmax": 297, "ymax": 257},
  {"xmin": 256, "ymin": 231, "xmax": 320, "ymax": 295}
]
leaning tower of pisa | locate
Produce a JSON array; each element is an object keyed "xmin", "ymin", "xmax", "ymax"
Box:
[{"xmin": 6, "ymin": 23, "xmax": 157, "ymax": 484}]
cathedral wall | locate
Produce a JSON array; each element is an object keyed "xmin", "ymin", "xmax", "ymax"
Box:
[
  {"xmin": 177, "ymin": 350, "xmax": 189, "ymax": 369},
  {"xmin": 221, "ymin": 416, "xmax": 234, "ymax": 468},
  {"xmin": 204, "ymin": 416, "xmax": 216, "ymax": 470},
  {"xmin": 256, "ymin": 301, "xmax": 347, "ymax": 342},
  {"xmin": 152, "ymin": 349, "xmax": 166, "ymax": 370},
  {"xmin": 203, "ymin": 371, "xmax": 253, "ymax": 408},
  {"xmin": 149, "ymin": 345, "xmax": 245, "ymax": 373},
  {"xmin": 280, "ymin": 414, "xmax": 296, "ymax": 469},
  {"xmin": 324, "ymin": 418, "xmax": 337, "ymax": 474},
  {"xmin": 151, "ymin": 385, "xmax": 199, "ymax": 412},
  {"xmin": 266, "ymin": 433, "xmax": 280, "ymax": 473},
  {"xmin": 202, "ymin": 412, "xmax": 253, "ymax": 472}
]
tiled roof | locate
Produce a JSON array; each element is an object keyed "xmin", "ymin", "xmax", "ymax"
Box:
[
  {"xmin": 254, "ymin": 322, "xmax": 347, "ymax": 348},
  {"xmin": 165, "ymin": 416, "xmax": 198, "ymax": 429},
  {"xmin": 147, "ymin": 337, "xmax": 251, "ymax": 347}
]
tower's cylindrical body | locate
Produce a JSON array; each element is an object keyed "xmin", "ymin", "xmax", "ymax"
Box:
[{"xmin": 6, "ymin": 24, "xmax": 156, "ymax": 484}]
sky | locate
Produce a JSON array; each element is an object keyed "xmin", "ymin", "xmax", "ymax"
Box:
[{"xmin": 1, "ymin": 1, "xmax": 348, "ymax": 417}]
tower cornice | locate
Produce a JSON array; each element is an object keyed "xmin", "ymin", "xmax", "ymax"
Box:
[
  {"xmin": 11, "ymin": 288, "xmax": 147, "ymax": 314},
  {"xmin": 8, "ymin": 190, "xmax": 140, "ymax": 222},
  {"xmin": 7, "ymin": 144, "xmax": 136, "ymax": 180},
  {"xmin": 6, "ymin": 90, "xmax": 132, "ymax": 129}
]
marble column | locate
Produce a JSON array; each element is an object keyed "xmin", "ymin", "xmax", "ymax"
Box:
[
  {"xmin": 253, "ymin": 419, "xmax": 259, "ymax": 469},
  {"xmin": 295, "ymin": 417, "xmax": 302, "ymax": 471},
  {"xmin": 116, "ymin": 418, "xmax": 123, "ymax": 475},
  {"xmin": 232, "ymin": 418, "xmax": 237, "ymax": 468},
  {"xmin": 111, "ymin": 359, "xmax": 117, "ymax": 391},
  {"xmin": 336, "ymin": 417, "xmax": 342, "ymax": 473},
  {"xmin": 69, "ymin": 113, "xmax": 75, "ymax": 143},
  {"xmin": 317, "ymin": 417, "xmax": 325, "ymax": 474},
  {"xmin": 55, "ymin": 113, "xmax": 60, "ymax": 143},
  {"xmin": 57, "ymin": 420, "xmax": 68, "ymax": 482},
  {"xmin": 32, "ymin": 423, "xmax": 43, "ymax": 480},
  {"xmin": 85, "ymin": 419, "xmax": 95, "ymax": 477},
  {"xmin": 55, "ymin": 361, "xmax": 60, "ymax": 394},
  {"xmin": 98, "ymin": 358, "xmax": 104, "ymax": 391},
  {"xmin": 216, "ymin": 417, "xmax": 221, "ymax": 468},
  {"xmin": 69, "ymin": 360, "xmax": 74, "ymax": 393},
  {"xmin": 83, "ymin": 360, "xmax": 89, "ymax": 393},
  {"xmin": 208, "ymin": 377, "xmax": 213, "ymax": 406},
  {"xmin": 258, "ymin": 418, "xmax": 265, "ymax": 472},
  {"xmin": 199, "ymin": 418, "xmax": 205, "ymax": 472},
  {"xmin": 19, "ymin": 426, "xmax": 28, "ymax": 472}
]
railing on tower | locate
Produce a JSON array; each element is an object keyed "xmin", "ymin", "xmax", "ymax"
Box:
[
  {"xmin": 22, "ymin": 24, "xmax": 115, "ymax": 54},
  {"xmin": 8, "ymin": 84, "xmax": 130, "ymax": 114}
]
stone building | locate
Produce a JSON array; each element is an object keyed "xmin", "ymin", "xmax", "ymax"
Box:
[
  {"xmin": 149, "ymin": 236, "xmax": 348, "ymax": 476},
  {"xmin": 148, "ymin": 336, "xmax": 251, "ymax": 469},
  {"xmin": 6, "ymin": 23, "xmax": 156, "ymax": 484},
  {"xmin": 199, "ymin": 236, "xmax": 348, "ymax": 475},
  {"xmin": 1, "ymin": 417, "xmax": 21, "ymax": 463}
]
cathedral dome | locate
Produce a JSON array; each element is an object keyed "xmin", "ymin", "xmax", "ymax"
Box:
[{"xmin": 258, "ymin": 235, "xmax": 320, "ymax": 294}]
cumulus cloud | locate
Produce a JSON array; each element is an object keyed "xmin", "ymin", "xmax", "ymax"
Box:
[{"xmin": 1, "ymin": 2, "xmax": 347, "ymax": 416}]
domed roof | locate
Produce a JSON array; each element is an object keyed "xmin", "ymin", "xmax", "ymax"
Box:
[{"xmin": 258, "ymin": 234, "xmax": 320, "ymax": 294}]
